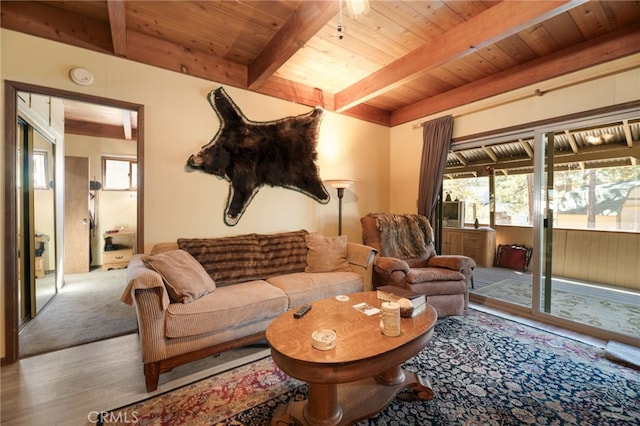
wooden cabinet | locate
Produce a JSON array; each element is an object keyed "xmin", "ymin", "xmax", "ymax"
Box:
[
  {"xmin": 102, "ymin": 231, "xmax": 136, "ymax": 271},
  {"xmin": 441, "ymin": 227, "xmax": 496, "ymax": 268}
]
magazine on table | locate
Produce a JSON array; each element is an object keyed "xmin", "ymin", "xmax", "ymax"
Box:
[
  {"xmin": 376, "ymin": 285, "xmax": 426, "ymax": 307},
  {"xmin": 352, "ymin": 302, "xmax": 380, "ymax": 316}
]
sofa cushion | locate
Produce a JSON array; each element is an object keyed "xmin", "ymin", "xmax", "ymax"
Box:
[
  {"xmin": 165, "ymin": 280, "xmax": 288, "ymax": 338},
  {"xmin": 407, "ymin": 279, "xmax": 468, "ymax": 297},
  {"xmin": 142, "ymin": 250, "xmax": 216, "ymax": 304},
  {"xmin": 305, "ymin": 233, "xmax": 351, "ymax": 273},
  {"xmin": 178, "ymin": 230, "xmax": 308, "ymax": 286},
  {"xmin": 406, "ymin": 267, "xmax": 465, "ymax": 284},
  {"xmin": 267, "ymin": 272, "xmax": 363, "ymax": 308}
]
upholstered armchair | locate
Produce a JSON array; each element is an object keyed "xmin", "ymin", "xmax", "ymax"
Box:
[{"xmin": 361, "ymin": 213, "xmax": 476, "ymax": 317}]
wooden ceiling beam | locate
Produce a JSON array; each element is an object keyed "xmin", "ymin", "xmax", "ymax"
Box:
[
  {"xmin": 65, "ymin": 119, "xmax": 137, "ymax": 140},
  {"xmin": 256, "ymin": 76, "xmax": 332, "ymax": 109},
  {"xmin": 334, "ymin": 0, "xmax": 583, "ymax": 112},
  {"xmin": 519, "ymin": 140, "xmax": 534, "ymax": 159},
  {"xmin": 565, "ymin": 130, "xmax": 579, "ymax": 154},
  {"xmin": 623, "ymin": 120, "xmax": 633, "ymax": 148},
  {"xmin": 255, "ymin": 76, "xmax": 390, "ymax": 126},
  {"xmin": 0, "ymin": 1, "xmax": 113, "ymax": 53},
  {"xmin": 248, "ymin": 0, "xmax": 339, "ymax": 90},
  {"xmin": 391, "ymin": 26, "xmax": 640, "ymax": 126},
  {"xmin": 122, "ymin": 110, "xmax": 132, "ymax": 140},
  {"xmin": 125, "ymin": 30, "xmax": 247, "ymax": 88},
  {"xmin": 341, "ymin": 103, "xmax": 391, "ymax": 127},
  {"xmin": 483, "ymin": 146, "xmax": 498, "ymax": 162},
  {"xmin": 107, "ymin": 0, "xmax": 128, "ymax": 56}
]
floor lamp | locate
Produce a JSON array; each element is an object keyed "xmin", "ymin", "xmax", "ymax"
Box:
[{"xmin": 325, "ymin": 180, "xmax": 354, "ymax": 235}]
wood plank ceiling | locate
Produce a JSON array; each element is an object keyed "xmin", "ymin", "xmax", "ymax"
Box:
[{"xmin": 3, "ymin": 0, "xmax": 640, "ymax": 129}]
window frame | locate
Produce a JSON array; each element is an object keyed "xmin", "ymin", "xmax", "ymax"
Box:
[
  {"xmin": 32, "ymin": 149, "xmax": 49, "ymax": 190},
  {"xmin": 102, "ymin": 156, "xmax": 137, "ymax": 191},
  {"xmin": 443, "ymin": 105, "xmax": 640, "ymax": 234}
]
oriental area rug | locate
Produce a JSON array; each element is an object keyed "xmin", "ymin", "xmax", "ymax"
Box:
[
  {"xmin": 101, "ymin": 309, "xmax": 640, "ymax": 426},
  {"xmin": 473, "ymin": 278, "xmax": 640, "ymax": 337}
]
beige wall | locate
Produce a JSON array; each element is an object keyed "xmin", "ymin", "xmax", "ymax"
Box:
[
  {"xmin": 0, "ymin": 29, "xmax": 390, "ymax": 358},
  {"xmin": 389, "ymin": 54, "xmax": 640, "ymax": 214}
]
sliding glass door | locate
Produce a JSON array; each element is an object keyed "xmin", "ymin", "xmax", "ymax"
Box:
[
  {"xmin": 535, "ymin": 125, "xmax": 640, "ymax": 339},
  {"xmin": 456, "ymin": 109, "xmax": 640, "ymax": 345}
]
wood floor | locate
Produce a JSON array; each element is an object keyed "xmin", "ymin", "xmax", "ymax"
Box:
[{"xmin": 1, "ymin": 334, "xmax": 271, "ymax": 426}]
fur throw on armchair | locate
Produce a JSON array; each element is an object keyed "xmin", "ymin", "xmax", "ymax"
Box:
[{"xmin": 367, "ymin": 213, "xmax": 433, "ymax": 259}]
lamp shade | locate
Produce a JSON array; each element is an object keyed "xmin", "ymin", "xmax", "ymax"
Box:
[{"xmin": 325, "ymin": 179, "xmax": 354, "ymax": 189}]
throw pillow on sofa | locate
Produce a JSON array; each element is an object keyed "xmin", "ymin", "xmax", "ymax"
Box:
[
  {"xmin": 142, "ymin": 249, "xmax": 216, "ymax": 303},
  {"xmin": 305, "ymin": 233, "xmax": 351, "ymax": 273}
]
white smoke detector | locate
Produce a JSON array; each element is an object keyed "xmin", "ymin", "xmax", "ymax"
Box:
[{"xmin": 69, "ymin": 67, "xmax": 94, "ymax": 86}]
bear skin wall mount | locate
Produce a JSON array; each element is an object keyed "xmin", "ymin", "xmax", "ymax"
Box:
[{"xmin": 187, "ymin": 87, "xmax": 330, "ymax": 226}]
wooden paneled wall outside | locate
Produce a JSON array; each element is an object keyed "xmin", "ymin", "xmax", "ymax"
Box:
[{"xmin": 494, "ymin": 225, "xmax": 640, "ymax": 291}]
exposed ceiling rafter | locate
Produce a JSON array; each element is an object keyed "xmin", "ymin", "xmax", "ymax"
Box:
[{"xmin": 2, "ymin": 0, "xmax": 639, "ymax": 129}]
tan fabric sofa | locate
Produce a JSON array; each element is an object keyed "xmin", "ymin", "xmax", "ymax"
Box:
[{"xmin": 121, "ymin": 230, "xmax": 377, "ymax": 391}]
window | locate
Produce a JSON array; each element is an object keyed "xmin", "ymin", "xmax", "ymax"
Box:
[
  {"xmin": 103, "ymin": 156, "xmax": 137, "ymax": 190},
  {"xmin": 442, "ymin": 176, "xmax": 490, "ymax": 226},
  {"xmin": 444, "ymin": 165, "xmax": 640, "ymax": 232},
  {"xmin": 495, "ymin": 173, "xmax": 533, "ymax": 226},
  {"xmin": 444, "ymin": 114, "xmax": 640, "ymax": 233},
  {"xmin": 555, "ymin": 165, "xmax": 640, "ymax": 232},
  {"xmin": 32, "ymin": 150, "xmax": 49, "ymax": 189}
]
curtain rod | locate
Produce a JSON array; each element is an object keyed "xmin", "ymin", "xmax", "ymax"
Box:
[{"xmin": 411, "ymin": 65, "xmax": 634, "ymax": 130}]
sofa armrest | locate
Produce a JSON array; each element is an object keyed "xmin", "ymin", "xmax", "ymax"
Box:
[
  {"xmin": 346, "ymin": 242, "xmax": 378, "ymax": 291},
  {"xmin": 121, "ymin": 255, "xmax": 170, "ymax": 309},
  {"xmin": 122, "ymin": 255, "xmax": 171, "ymax": 363},
  {"xmin": 150, "ymin": 242, "xmax": 179, "ymax": 254}
]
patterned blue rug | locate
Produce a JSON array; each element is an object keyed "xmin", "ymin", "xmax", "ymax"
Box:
[{"xmin": 225, "ymin": 310, "xmax": 640, "ymax": 425}]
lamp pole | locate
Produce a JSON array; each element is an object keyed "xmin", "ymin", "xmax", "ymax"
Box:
[
  {"xmin": 325, "ymin": 180, "xmax": 354, "ymax": 236},
  {"xmin": 337, "ymin": 187, "xmax": 345, "ymax": 235}
]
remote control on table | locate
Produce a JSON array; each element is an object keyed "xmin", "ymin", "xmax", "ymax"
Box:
[{"xmin": 293, "ymin": 304, "xmax": 312, "ymax": 319}]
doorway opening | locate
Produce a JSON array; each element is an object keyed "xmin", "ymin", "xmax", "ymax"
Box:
[{"xmin": 3, "ymin": 81, "xmax": 144, "ymax": 362}]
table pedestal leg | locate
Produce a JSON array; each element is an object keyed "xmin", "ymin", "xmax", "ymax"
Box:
[
  {"xmin": 271, "ymin": 383, "xmax": 343, "ymax": 426},
  {"xmin": 271, "ymin": 366, "xmax": 434, "ymax": 426},
  {"xmin": 304, "ymin": 383, "xmax": 343, "ymax": 425},
  {"xmin": 374, "ymin": 365, "xmax": 405, "ymax": 385}
]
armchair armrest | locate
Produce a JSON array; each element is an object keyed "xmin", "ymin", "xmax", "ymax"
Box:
[
  {"xmin": 427, "ymin": 254, "xmax": 476, "ymax": 272},
  {"xmin": 375, "ymin": 256, "xmax": 410, "ymax": 274},
  {"xmin": 372, "ymin": 256, "xmax": 412, "ymax": 287}
]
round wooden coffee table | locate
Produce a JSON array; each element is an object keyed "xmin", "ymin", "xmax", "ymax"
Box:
[{"xmin": 266, "ymin": 291, "xmax": 437, "ymax": 426}]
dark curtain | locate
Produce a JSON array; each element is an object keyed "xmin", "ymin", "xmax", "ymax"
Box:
[{"xmin": 417, "ymin": 115, "xmax": 454, "ymax": 222}]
